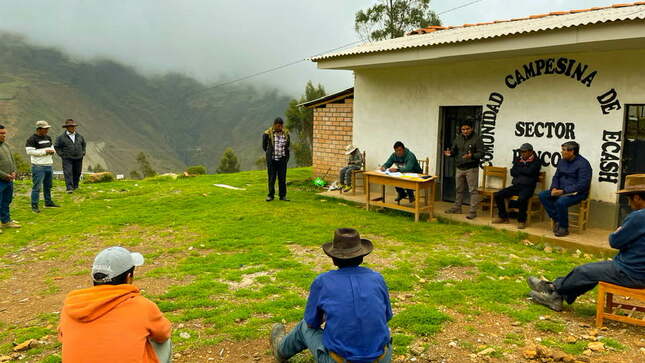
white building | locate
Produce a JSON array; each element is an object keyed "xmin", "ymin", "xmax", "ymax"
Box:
[{"xmin": 311, "ymin": 3, "xmax": 645, "ymax": 229}]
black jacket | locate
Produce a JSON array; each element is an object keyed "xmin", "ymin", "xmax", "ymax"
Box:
[
  {"xmin": 510, "ymin": 152, "xmax": 541, "ymax": 187},
  {"xmin": 450, "ymin": 133, "xmax": 484, "ymax": 170},
  {"xmin": 262, "ymin": 127, "xmax": 290, "ymax": 162},
  {"xmin": 54, "ymin": 132, "xmax": 86, "ymax": 159}
]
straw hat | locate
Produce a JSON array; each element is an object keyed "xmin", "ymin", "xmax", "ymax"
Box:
[{"xmin": 344, "ymin": 145, "xmax": 358, "ymax": 155}]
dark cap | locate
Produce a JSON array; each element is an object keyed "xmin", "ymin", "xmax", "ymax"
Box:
[{"xmin": 519, "ymin": 143, "xmax": 533, "ymax": 152}]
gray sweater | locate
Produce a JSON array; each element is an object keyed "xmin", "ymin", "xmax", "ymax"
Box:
[{"xmin": 0, "ymin": 142, "xmax": 17, "ymax": 180}]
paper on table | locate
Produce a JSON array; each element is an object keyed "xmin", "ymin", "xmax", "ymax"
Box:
[{"xmin": 401, "ymin": 173, "xmax": 420, "ymax": 177}]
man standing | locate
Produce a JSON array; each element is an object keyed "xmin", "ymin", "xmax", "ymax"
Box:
[
  {"xmin": 380, "ymin": 141, "xmax": 422, "ymax": 203},
  {"xmin": 26, "ymin": 120, "xmax": 60, "ymax": 213},
  {"xmin": 528, "ymin": 174, "xmax": 645, "ymax": 311},
  {"xmin": 0, "ymin": 124, "xmax": 20, "ymax": 231},
  {"xmin": 443, "ymin": 119, "xmax": 484, "ymax": 219},
  {"xmin": 54, "ymin": 119, "xmax": 86, "ymax": 193},
  {"xmin": 58, "ymin": 246, "xmax": 172, "ymax": 362},
  {"xmin": 339, "ymin": 144, "xmax": 363, "ymax": 192},
  {"xmin": 539, "ymin": 141, "xmax": 592, "ymax": 237},
  {"xmin": 492, "ymin": 143, "xmax": 541, "ymax": 229},
  {"xmin": 270, "ymin": 228, "xmax": 392, "ymax": 363},
  {"xmin": 263, "ymin": 117, "xmax": 290, "ymax": 202}
]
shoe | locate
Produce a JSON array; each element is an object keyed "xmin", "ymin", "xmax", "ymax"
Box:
[
  {"xmin": 394, "ymin": 194, "xmax": 405, "ymax": 202},
  {"xmin": 445, "ymin": 207, "xmax": 462, "ymax": 214},
  {"xmin": 527, "ymin": 276, "xmax": 555, "ymax": 294},
  {"xmin": 552, "ymin": 221, "xmax": 559, "ymax": 233},
  {"xmin": 343, "ymin": 186, "xmax": 352, "ymax": 193},
  {"xmin": 66, "ymin": 190, "xmax": 73, "ymax": 194},
  {"xmin": 266, "ymin": 196, "xmax": 274, "ymax": 202},
  {"xmin": 31, "ymin": 205, "xmax": 40, "ymax": 213},
  {"xmin": 492, "ymin": 217, "xmax": 509, "ymax": 224},
  {"xmin": 45, "ymin": 202, "xmax": 61, "ymax": 208},
  {"xmin": 554, "ymin": 227, "xmax": 569, "ymax": 237},
  {"xmin": 409, "ymin": 196, "xmax": 415, "ymax": 204},
  {"xmin": 518, "ymin": 221, "xmax": 527, "ymax": 229},
  {"xmin": 270, "ymin": 323, "xmax": 287, "ymax": 362},
  {"xmin": 1, "ymin": 221, "xmax": 21, "ymax": 228},
  {"xmin": 466, "ymin": 212, "xmax": 476, "ymax": 220},
  {"xmin": 279, "ymin": 197, "xmax": 290, "ymax": 201},
  {"xmin": 529, "ymin": 290, "xmax": 563, "ymax": 312}
]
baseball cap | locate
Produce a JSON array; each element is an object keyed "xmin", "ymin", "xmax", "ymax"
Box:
[
  {"xmin": 519, "ymin": 143, "xmax": 533, "ymax": 152},
  {"xmin": 92, "ymin": 247, "xmax": 144, "ymax": 283},
  {"xmin": 35, "ymin": 120, "xmax": 51, "ymax": 129}
]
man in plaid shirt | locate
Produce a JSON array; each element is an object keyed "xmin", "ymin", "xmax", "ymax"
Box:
[{"xmin": 263, "ymin": 118, "xmax": 290, "ymax": 201}]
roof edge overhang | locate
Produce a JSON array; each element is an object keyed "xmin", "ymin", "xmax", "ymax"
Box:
[
  {"xmin": 315, "ymin": 20, "xmax": 645, "ymax": 70},
  {"xmin": 299, "ymin": 87, "xmax": 354, "ymax": 109}
]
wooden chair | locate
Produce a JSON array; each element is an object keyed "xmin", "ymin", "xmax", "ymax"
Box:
[
  {"xmin": 418, "ymin": 157, "xmax": 429, "ymax": 175},
  {"xmin": 351, "ymin": 151, "xmax": 367, "ymax": 195},
  {"xmin": 508, "ymin": 171, "xmax": 546, "ymax": 225},
  {"xmin": 596, "ymin": 282, "xmax": 645, "ymax": 328},
  {"xmin": 568, "ymin": 196, "xmax": 590, "ymax": 232},
  {"xmin": 479, "ymin": 166, "xmax": 508, "ymax": 218}
]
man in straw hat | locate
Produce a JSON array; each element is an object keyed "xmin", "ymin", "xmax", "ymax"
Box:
[
  {"xmin": 270, "ymin": 228, "xmax": 393, "ymax": 363},
  {"xmin": 54, "ymin": 119, "xmax": 86, "ymax": 193},
  {"xmin": 527, "ymin": 174, "xmax": 645, "ymax": 311},
  {"xmin": 58, "ymin": 246, "xmax": 172, "ymax": 362},
  {"xmin": 25, "ymin": 120, "xmax": 60, "ymax": 213},
  {"xmin": 338, "ymin": 145, "xmax": 363, "ymax": 192}
]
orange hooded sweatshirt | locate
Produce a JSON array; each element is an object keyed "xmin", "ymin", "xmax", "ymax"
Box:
[{"xmin": 58, "ymin": 284, "xmax": 171, "ymax": 363}]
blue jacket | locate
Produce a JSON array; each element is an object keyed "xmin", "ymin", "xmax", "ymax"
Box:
[
  {"xmin": 550, "ymin": 155, "xmax": 592, "ymax": 195},
  {"xmin": 610, "ymin": 208, "xmax": 645, "ymax": 280}
]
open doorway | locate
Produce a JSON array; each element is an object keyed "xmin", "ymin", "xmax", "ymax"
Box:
[
  {"xmin": 619, "ymin": 104, "xmax": 645, "ymax": 222},
  {"xmin": 439, "ymin": 106, "xmax": 482, "ymax": 203}
]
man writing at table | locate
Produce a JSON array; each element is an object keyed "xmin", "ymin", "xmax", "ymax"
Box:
[{"xmin": 380, "ymin": 141, "xmax": 422, "ymax": 203}]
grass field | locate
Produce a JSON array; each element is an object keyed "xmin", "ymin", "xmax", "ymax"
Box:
[{"xmin": 0, "ymin": 168, "xmax": 642, "ymax": 362}]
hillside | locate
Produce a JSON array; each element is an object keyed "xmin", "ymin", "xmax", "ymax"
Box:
[{"xmin": 0, "ymin": 33, "xmax": 291, "ymax": 173}]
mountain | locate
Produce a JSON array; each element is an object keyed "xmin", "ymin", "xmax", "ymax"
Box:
[{"xmin": 0, "ymin": 33, "xmax": 291, "ymax": 174}]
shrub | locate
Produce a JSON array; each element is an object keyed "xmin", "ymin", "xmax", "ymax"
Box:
[
  {"xmin": 186, "ymin": 165, "xmax": 207, "ymax": 175},
  {"xmin": 84, "ymin": 172, "xmax": 115, "ymax": 183}
]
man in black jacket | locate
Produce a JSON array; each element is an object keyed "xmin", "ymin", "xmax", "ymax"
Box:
[
  {"xmin": 262, "ymin": 117, "xmax": 290, "ymax": 202},
  {"xmin": 54, "ymin": 119, "xmax": 86, "ymax": 193},
  {"xmin": 492, "ymin": 143, "xmax": 541, "ymax": 229}
]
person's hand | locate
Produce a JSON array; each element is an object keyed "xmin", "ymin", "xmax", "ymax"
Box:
[
  {"xmin": 389, "ymin": 167, "xmax": 398, "ymax": 172},
  {"xmin": 551, "ymin": 189, "xmax": 564, "ymax": 196},
  {"xmin": 379, "ymin": 166, "xmax": 385, "ymax": 171},
  {"xmin": 614, "ymin": 226, "xmax": 622, "ymax": 233},
  {"xmin": 462, "ymin": 152, "xmax": 472, "ymax": 159},
  {"xmin": 443, "ymin": 149, "xmax": 452, "ymax": 156}
]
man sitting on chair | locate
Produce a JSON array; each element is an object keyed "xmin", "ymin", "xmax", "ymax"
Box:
[
  {"xmin": 539, "ymin": 141, "xmax": 592, "ymax": 237},
  {"xmin": 492, "ymin": 143, "xmax": 541, "ymax": 229},
  {"xmin": 380, "ymin": 141, "xmax": 422, "ymax": 203},
  {"xmin": 339, "ymin": 145, "xmax": 363, "ymax": 193},
  {"xmin": 528, "ymin": 174, "xmax": 645, "ymax": 312}
]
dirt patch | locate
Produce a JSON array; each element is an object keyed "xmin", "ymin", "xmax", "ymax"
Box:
[
  {"xmin": 433, "ymin": 266, "xmax": 477, "ymax": 282},
  {"xmin": 221, "ymin": 271, "xmax": 274, "ymax": 290}
]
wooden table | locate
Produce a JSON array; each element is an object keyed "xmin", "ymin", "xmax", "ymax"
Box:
[{"xmin": 364, "ymin": 171, "xmax": 437, "ymax": 222}]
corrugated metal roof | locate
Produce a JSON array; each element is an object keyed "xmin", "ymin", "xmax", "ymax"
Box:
[
  {"xmin": 312, "ymin": 3, "xmax": 645, "ymax": 61},
  {"xmin": 299, "ymin": 87, "xmax": 353, "ymax": 108}
]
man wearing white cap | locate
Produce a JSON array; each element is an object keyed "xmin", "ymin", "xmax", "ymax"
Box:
[
  {"xmin": 338, "ymin": 145, "xmax": 363, "ymax": 192},
  {"xmin": 25, "ymin": 120, "xmax": 59, "ymax": 213},
  {"xmin": 58, "ymin": 246, "xmax": 172, "ymax": 363}
]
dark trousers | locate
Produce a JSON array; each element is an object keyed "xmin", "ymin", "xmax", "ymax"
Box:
[
  {"xmin": 339, "ymin": 165, "xmax": 360, "ymax": 186},
  {"xmin": 395, "ymin": 187, "xmax": 414, "ymax": 200},
  {"xmin": 494, "ymin": 184, "xmax": 535, "ymax": 222},
  {"xmin": 0, "ymin": 180, "xmax": 13, "ymax": 224},
  {"xmin": 267, "ymin": 157, "xmax": 287, "ymax": 198},
  {"xmin": 62, "ymin": 158, "xmax": 83, "ymax": 191},
  {"xmin": 554, "ymin": 261, "xmax": 645, "ymax": 304},
  {"xmin": 31, "ymin": 165, "xmax": 53, "ymax": 205},
  {"xmin": 538, "ymin": 190, "xmax": 587, "ymax": 229}
]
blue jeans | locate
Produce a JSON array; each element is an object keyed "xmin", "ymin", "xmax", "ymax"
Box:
[
  {"xmin": 279, "ymin": 320, "xmax": 392, "ymax": 363},
  {"xmin": 31, "ymin": 165, "xmax": 53, "ymax": 205},
  {"xmin": 538, "ymin": 190, "xmax": 587, "ymax": 229},
  {"xmin": 339, "ymin": 166, "xmax": 360, "ymax": 186},
  {"xmin": 554, "ymin": 261, "xmax": 645, "ymax": 304},
  {"xmin": 0, "ymin": 180, "xmax": 13, "ymax": 223}
]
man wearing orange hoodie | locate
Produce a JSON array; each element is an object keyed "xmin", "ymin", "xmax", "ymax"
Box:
[{"xmin": 58, "ymin": 247, "xmax": 172, "ymax": 363}]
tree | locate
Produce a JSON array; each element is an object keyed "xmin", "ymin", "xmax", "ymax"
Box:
[
  {"xmin": 255, "ymin": 156, "xmax": 266, "ymax": 170},
  {"xmin": 136, "ymin": 152, "xmax": 157, "ymax": 178},
  {"xmin": 13, "ymin": 153, "xmax": 30, "ymax": 179},
  {"xmin": 355, "ymin": 0, "xmax": 441, "ymax": 41},
  {"xmin": 285, "ymin": 81, "xmax": 326, "ymax": 166},
  {"xmin": 129, "ymin": 170, "xmax": 142, "ymax": 179},
  {"xmin": 216, "ymin": 147, "xmax": 240, "ymax": 173}
]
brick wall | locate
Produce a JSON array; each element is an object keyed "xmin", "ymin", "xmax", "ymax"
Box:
[{"xmin": 312, "ymin": 98, "xmax": 353, "ymax": 181}]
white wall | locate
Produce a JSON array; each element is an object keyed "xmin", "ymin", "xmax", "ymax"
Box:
[{"xmin": 353, "ymin": 48, "xmax": 644, "ymax": 204}]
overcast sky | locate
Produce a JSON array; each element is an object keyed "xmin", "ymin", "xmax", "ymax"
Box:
[{"xmin": 0, "ymin": 0, "xmax": 620, "ymax": 96}]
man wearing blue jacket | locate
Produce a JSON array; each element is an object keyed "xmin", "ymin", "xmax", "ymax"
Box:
[
  {"xmin": 527, "ymin": 174, "xmax": 645, "ymax": 311},
  {"xmin": 539, "ymin": 141, "xmax": 592, "ymax": 237}
]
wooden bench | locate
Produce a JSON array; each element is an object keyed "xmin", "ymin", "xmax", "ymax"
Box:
[{"xmin": 595, "ymin": 282, "xmax": 645, "ymax": 328}]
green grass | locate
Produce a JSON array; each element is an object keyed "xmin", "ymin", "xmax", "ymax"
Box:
[{"xmin": 0, "ymin": 168, "xmax": 614, "ymax": 360}]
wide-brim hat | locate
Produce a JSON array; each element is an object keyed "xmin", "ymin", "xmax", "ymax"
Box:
[
  {"xmin": 322, "ymin": 228, "xmax": 373, "ymax": 259},
  {"xmin": 344, "ymin": 145, "xmax": 358, "ymax": 155},
  {"xmin": 62, "ymin": 119, "xmax": 79, "ymax": 128},
  {"xmin": 617, "ymin": 174, "xmax": 645, "ymax": 195},
  {"xmin": 35, "ymin": 120, "xmax": 51, "ymax": 129}
]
